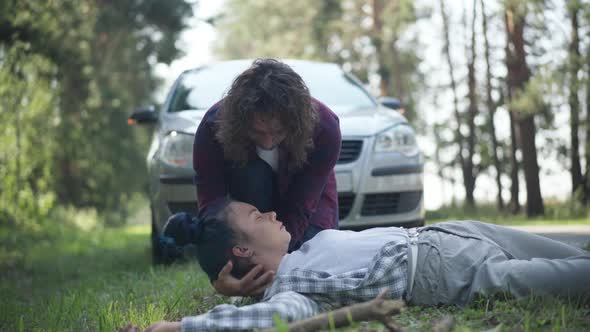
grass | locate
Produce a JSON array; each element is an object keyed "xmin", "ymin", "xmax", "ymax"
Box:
[
  {"xmin": 1, "ymin": 208, "xmax": 589, "ymax": 331},
  {"xmin": 426, "ymin": 203, "xmax": 590, "ymax": 226},
  {"xmin": 0, "ymin": 222, "xmax": 223, "ymax": 331}
]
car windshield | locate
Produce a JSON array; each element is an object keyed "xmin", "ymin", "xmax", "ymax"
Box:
[{"xmin": 167, "ymin": 61, "xmax": 376, "ymax": 113}]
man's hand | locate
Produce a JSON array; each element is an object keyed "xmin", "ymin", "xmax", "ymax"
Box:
[{"xmin": 213, "ymin": 261, "xmax": 275, "ymax": 297}]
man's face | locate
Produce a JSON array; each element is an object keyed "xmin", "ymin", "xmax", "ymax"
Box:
[
  {"xmin": 250, "ymin": 113, "xmax": 286, "ymax": 150},
  {"xmin": 228, "ymin": 201, "xmax": 291, "ymax": 254}
]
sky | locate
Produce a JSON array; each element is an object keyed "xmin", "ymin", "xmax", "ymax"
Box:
[
  {"xmin": 154, "ymin": 1, "xmax": 574, "ymax": 210},
  {"xmin": 153, "ymin": 2, "xmax": 223, "ymax": 100}
]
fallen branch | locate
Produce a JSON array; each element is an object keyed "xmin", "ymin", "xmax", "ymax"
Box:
[{"xmin": 263, "ymin": 289, "xmax": 406, "ymax": 332}]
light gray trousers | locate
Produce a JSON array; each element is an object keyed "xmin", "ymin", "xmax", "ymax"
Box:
[{"xmin": 409, "ymin": 221, "xmax": 590, "ymax": 307}]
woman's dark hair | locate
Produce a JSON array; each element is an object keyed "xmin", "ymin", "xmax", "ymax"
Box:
[
  {"xmin": 216, "ymin": 58, "xmax": 319, "ymax": 169},
  {"xmin": 162, "ymin": 199, "xmax": 254, "ymax": 281}
]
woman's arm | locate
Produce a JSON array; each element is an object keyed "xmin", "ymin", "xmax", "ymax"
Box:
[
  {"xmin": 120, "ymin": 292, "xmax": 318, "ymax": 332},
  {"xmin": 181, "ymin": 291, "xmax": 320, "ymax": 332},
  {"xmin": 193, "ymin": 109, "xmax": 227, "ymax": 216}
]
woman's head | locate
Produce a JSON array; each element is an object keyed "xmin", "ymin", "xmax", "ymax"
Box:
[
  {"xmin": 216, "ymin": 58, "xmax": 319, "ymax": 168},
  {"xmin": 162, "ymin": 199, "xmax": 291, "ymax": 281}
]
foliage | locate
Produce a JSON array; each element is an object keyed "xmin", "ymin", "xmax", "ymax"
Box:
[
  {"xmin": 508, "ymin": 70, "xmax": 552, "ymax": 118},
  {"xmin": 0, "ymin": 43, "xmax": 59, "ymax": 223},
  {"xmin": 214, "ymin": 0, "xmax": 324, "ymax": 60},
  {"xmin": 0, "ymin": 217, "xmax": 222, "ymax": 331},
  {"xmin": 214, "ymin": 0, "xmax": 425, "ymax": 121},
  {"xmin": 0, "ymin": 0, "xmax": 193, "ymax": 226}
]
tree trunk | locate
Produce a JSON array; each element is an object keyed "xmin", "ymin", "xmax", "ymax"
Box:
[
  {"xmin": 13, "ymin": 65, "xmax": 23, "ymax": 218},
  {"xmin": 462, "ymin": 0, "xmax": 478, "ymax": 208},
  {"xmin": 519, "ymin": 117, "xmax": 544, "ymax": 215},
  {"xmin": 504, "ymin": 8, "xmax": 520, "ymax": 213},
  {"xmin": 390, "ymin": 35, "xmax": 405, "ymax": 101},
  {"xmin": 508, "ymin": 109, "xmax": 520, "ymax": 213},
  {"xmin": 568, "ymin": 3, "xmax": 583, "ymax": 197},
  {"xmin": 504, "ymin": 5, "xmax": 544, "ymax": 216},
  {"xmin": 439, "ymin": 0, "xmax": 467, "ymax": 206},
  {"xmin": 55, "ymin": 63, "xmax": 88, "ymax": 207},
  {"xmin": 584, "ymin": 26, "xmax": 590, "ymax": 204},
  {"xmin": 388, "ymin": 0, "xmax": 405, "ymax": 103},
  {"xmin": 371, "ymin": 0, "xmax": 390, "ymax": 97},
  {"xmin": 481, "ymin": 0, "xmax": 504, "ymax": 210}
]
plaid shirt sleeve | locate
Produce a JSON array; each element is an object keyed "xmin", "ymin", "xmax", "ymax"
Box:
[
  {"xmin": 181, "ymin": 291, "xmax": 320, "ymax": 332},
  {"xmin": 264, "ymin": 240, "xmax": 409, "ymax": 307}
]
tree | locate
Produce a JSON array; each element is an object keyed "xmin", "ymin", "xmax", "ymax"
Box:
[
  {"xmin": 0, "ymin": 0, "xmax": 193, "ymax": 224},
  {"xmin": 567, "ymin": 0, "xmax": 583, "ymax": 197},
  {"xmin": 504, "ymin": 26, "xmax": 521, "ymax": 214},
  {"xmin": 480, "ymin": 0, "xmax": 504, "ymax": 210},
  {"xmin": 582, "ymin": 2, "xmax": 590, "ymax": 204},
  {"xmin": 462, "ymin": 0, "xmax": 479, "ymax": 208},
  {"xmin": 504, "ymin": 2, "xmax": 544, "ymax": 216},
  {"xmin": 439, "ymin": 0, "xmax": 476, "ymax": 207},
  {"xmin": 214, "ymin": 0, "xmax": 424, "ymax": 120},
  {"xmin": 214, "ymin": 0, "xmax": 324, "ymax": 60},
  {"xmin": 349, "ymin": 0, "xmax": 423, "ymax": 120}
]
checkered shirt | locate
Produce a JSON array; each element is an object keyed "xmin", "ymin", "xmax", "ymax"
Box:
[{"xmin": 181, "ymin": 240, "xmax": 408, "ymax": 332}]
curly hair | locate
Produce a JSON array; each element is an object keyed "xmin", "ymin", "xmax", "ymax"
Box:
[{"xmin": 215, "ymin": 59, "xmax": 319, "ymax": 169}]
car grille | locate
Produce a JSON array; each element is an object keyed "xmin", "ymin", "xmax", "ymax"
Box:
[
  {"xmin": 360, "ymin": 191, "xmax": 422, "ymax": 216},
  {"xmin": 337, "ymin": 140, "xmax": 363, "ymax": 164},
  {"xmin": 338, "ymin": 193, "xmax": 355, "ymax": 220},
  {"xmin": 168, "ymin": 202, "xmax": 199, "ymax": 215}
]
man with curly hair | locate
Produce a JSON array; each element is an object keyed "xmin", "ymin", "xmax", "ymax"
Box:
[{"xmin": 193, "ymin": 59, "xmax": 342, "ymax": 297}]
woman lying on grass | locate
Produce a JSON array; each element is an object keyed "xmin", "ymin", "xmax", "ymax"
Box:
[{"xmin": 140, "ymin": 198, "xmax": 590, "ymax": 332}]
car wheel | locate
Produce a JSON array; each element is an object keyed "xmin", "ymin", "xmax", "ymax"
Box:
[
  {"xmin": 151, "ymin": 207, "xmax": 185, "ymax": 265},
  {"xmin": 151, "ymin": 206, "xmax": 165, "ymax": 265}
]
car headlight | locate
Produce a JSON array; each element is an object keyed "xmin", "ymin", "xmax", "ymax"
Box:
[
  {"xmin": 160, "ymin": 131, "xmax": 194, "ymax": 167},
  {"xmin": 374, "ymin": 124, "xmax": 419, "ymax": 156}
]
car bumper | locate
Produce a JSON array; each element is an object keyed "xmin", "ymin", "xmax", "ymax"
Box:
[
  {"xmin": 334, "ymin": 136, "xmax": 424, "ymax": 228},
  {"xmin": 153, "ymin": 138, "xmax": 424, "ymax": 229},
  {"xmin": 337, "ymin": 172, "xmax": 424, "ymax": 228}
]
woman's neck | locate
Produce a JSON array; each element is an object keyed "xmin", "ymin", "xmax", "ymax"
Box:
[{"xmin": 254, "ymin": 251, "xmax": 286, "ymax": 274}]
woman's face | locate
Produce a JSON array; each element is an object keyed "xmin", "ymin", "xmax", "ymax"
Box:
[
  {"xmin": 249, "ymin": 113, "xmax": 286, "ymax": 150},
  {"xmin": 228, "ymin": 201, "xmax": 291, "ymax": 255}
]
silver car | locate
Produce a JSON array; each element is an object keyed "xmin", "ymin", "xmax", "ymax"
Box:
[{"xmin": 129, "ymin": 60, "xmax": 424, "ymax": 259}]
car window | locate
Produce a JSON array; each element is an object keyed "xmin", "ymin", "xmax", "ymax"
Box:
[
  {"xmin": 169, "ymin": 66, "xmax": 238, "ymax": 112},
  {"xmin": 168, "ymin": 62, "xmax": 376, "ymax": 112},
  {"xmin": 293, "ymin": 64, "xmax": 376, "ymax": 110}
]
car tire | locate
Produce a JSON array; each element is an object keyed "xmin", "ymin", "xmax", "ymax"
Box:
[
  {"xmin": 151, "ymin": 206, "xmax": 185, "ymax": 265},
  {"xmin": 151, "ymin": 206, "xmax": 165, "ymax": 265}
]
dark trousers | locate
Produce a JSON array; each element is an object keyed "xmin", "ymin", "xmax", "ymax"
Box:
[
  {"xmin": 228, "ymin": 158, "xmax": 323, "ymax": 250},
  {"xmin": 228, "ymin": 157, "xmax": 277, "ymax": 213}
]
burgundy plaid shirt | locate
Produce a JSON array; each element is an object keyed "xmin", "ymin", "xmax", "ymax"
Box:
[{"xmin": 193, "ymin": 98, "xmax": 341, "ymax": 243}]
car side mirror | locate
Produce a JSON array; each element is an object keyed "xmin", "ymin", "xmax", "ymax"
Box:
[
  {"xmin": 128, "ymin": 105, "xmax": 158, "ymax": 125},
  {"xmin": 377, "ymin": 96, "xmax": 402, "ymax": 110}
]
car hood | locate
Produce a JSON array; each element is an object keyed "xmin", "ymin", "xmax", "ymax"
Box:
[
  {"xmin": 163, "ymin": 105, "xmax": 407, "ymax": 137},
  {"xmin": 330, "ymin": 105, "xmax": 407, "ymax": 136}
]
